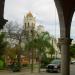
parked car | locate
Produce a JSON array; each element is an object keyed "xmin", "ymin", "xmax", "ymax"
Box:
[
  {"xmin": 70, "ymin": 60, "xmax": 75, "ymax": 64},
  {"xmin": 46, "ymin": 59, "xmax": 61, "ymax": 73}
]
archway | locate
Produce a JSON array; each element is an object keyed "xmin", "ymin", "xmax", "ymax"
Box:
[
  {"xmin": 54, "ymin": 0, "xmax": 75, "ymax": 75},
  {"xmin": 71, "ymin": 12, "xmax": 75, "ymax": 41},
  {"xmin": 70, "ymin": 12, "xmax": 75, "ymax": 60},
  {"xmin": 3, "ymin": 0, "xmax": 60, "ymax": 73},
  {"xmin": 0, "ymin": 0, "xmax": 75, "ymax": 75}
]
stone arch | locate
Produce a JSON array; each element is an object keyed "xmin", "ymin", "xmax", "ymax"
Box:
[
  {"xmin": 0, "ymin": 0, "xmax": 75, "ymax": 75},
  {"xmin": 54, "ymin": 0, "xmax": 75, "ymax": 75},
  {"xmin": 54, "ymin": 0, "xmax": 74, "ymax": 38}
]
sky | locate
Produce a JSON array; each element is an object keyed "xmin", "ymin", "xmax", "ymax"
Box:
[{"xmin": 4, "ymin": 0, "xmax": 75, "ymax": 40}]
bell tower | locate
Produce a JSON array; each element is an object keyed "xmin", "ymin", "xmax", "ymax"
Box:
[{"xmin": 24, "ymin": 12, "xmax": 36, "ymax": 40}]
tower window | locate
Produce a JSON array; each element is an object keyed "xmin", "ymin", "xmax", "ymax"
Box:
[
  {"xmin": 25, "ymin": 23, "xmax": 26, "ymax": 28},
  {"xmin": 28, "ymin": 22, "xmax": 29, "ymax": 27}
]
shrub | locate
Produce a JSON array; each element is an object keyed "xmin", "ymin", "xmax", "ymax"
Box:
[{"xmin": 0, "ymin": 60, "xmax": 5, "ymax": 70}]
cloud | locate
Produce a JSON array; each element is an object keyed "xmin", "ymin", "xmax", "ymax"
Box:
[
  {"xmin": 4, "ymin": 0, "xmax": 58, "ymax": 23},
  {"xmin": 4, "ymin": 0, "xmax": 75, "ymax": 39}
]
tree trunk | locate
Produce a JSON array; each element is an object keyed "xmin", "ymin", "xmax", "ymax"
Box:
[
  {"xmin": 38, "ymin": 55, "xmax": 41, "ymax": 73},
  {"xmin": 31, "ymin": 49, "xmax": 34, "ymax": 72}
]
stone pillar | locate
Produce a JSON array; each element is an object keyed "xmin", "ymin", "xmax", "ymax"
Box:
[
  {"xmin": 0, "ymin": 0, "xmax": 8, "ymax": 29},
  {"xmin": 58, "ymin": 38, "xmax": 72, "ymax": 75},
  {"xmin": 0, "ymin": 0, "xmax": 5, "ymax": 17}
]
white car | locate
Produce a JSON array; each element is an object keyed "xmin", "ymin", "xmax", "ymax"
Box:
[{"xmin": 71, "ymin": 60, "xmax": 75, "ymax": 64}]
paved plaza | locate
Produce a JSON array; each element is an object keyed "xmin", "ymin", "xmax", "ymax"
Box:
[
  {"xmin": 0, "ymin": 70, "xmax": 60, "ymax": 75},
  {"xmin": 0, "ymin": 64, "xmax": 75, "ymax": 75}
]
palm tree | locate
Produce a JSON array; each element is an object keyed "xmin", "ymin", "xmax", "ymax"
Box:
[
  {"xmin": 47, "ymin": 42, "xmax": 55, "ymax": 59},
  {"xmin": 25, "ymin": 31, "xmax": 55, "ymax": 72},
  {"xmin": 35, "ymin": 32, "xmax": 51, "ymax": 72}
]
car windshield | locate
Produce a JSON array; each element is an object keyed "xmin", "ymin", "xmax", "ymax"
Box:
[{"xmin": 50, "ymin": 59, "xmax": 61, "ymax": 64}]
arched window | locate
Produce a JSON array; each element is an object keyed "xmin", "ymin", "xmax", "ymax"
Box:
[
  {"xmin": 25, "ymin": 23, "xmax": 26, "ymax": 28},
  {"xmin": 28, "ymin": 22, "xmax": 29, "ymax": 27}
]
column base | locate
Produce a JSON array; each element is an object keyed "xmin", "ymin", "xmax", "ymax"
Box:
[{"xmin": 58, "ymin": 38, "xmax": 72, "ymax": 45}]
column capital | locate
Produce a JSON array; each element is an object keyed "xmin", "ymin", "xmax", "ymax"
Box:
[
  {"xmin": 0, "ymin": 17, "xmax": 8, "ymax": 29},
  {"xmin": 58, "ymin": 38, "xmax": 72, "ymax": 45}
]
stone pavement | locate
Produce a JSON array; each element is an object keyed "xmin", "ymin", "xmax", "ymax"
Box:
[
  {"xmin": 0, "ymin": 71, "xmax": 60, "ymax": 75},
  {"xmin": 0, "ymin": 65, "xmax": 75, "ymax": 75},
  {"xmin": 0, "ymin": 68, "xmax": 60, "ymax": 75}
]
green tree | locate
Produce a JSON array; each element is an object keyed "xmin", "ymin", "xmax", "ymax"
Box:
[
  {"xmin": 47, "ymin": 40, "xmax": 55, "ymax": 59},
  {"xmin": 0, "ymin": 32, "xmax": 7, "ymax": 58},
  {"xmin": 70, "ymin": 44, "xmax": 75, "ymax": 58},
  {"xmin": 25, "ymin": 31, "xmax": 55, "ymax": 72},
  {"xmin": 5, "ymin": 46, "xmax": 20, "ymax": 60}
]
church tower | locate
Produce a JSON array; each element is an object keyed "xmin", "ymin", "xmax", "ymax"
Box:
[
  {"xmin": 24, "ymin": 12, "xmax": 37, "ymax": 64},
  {"xmin": 24, "ymin": 12, "xmax": 36, "ymax": 40}
]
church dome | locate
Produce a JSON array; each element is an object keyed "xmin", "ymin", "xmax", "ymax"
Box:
[{"xmin": 26, "ymin": 12, "xmax": 33, "ymax": 17}]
